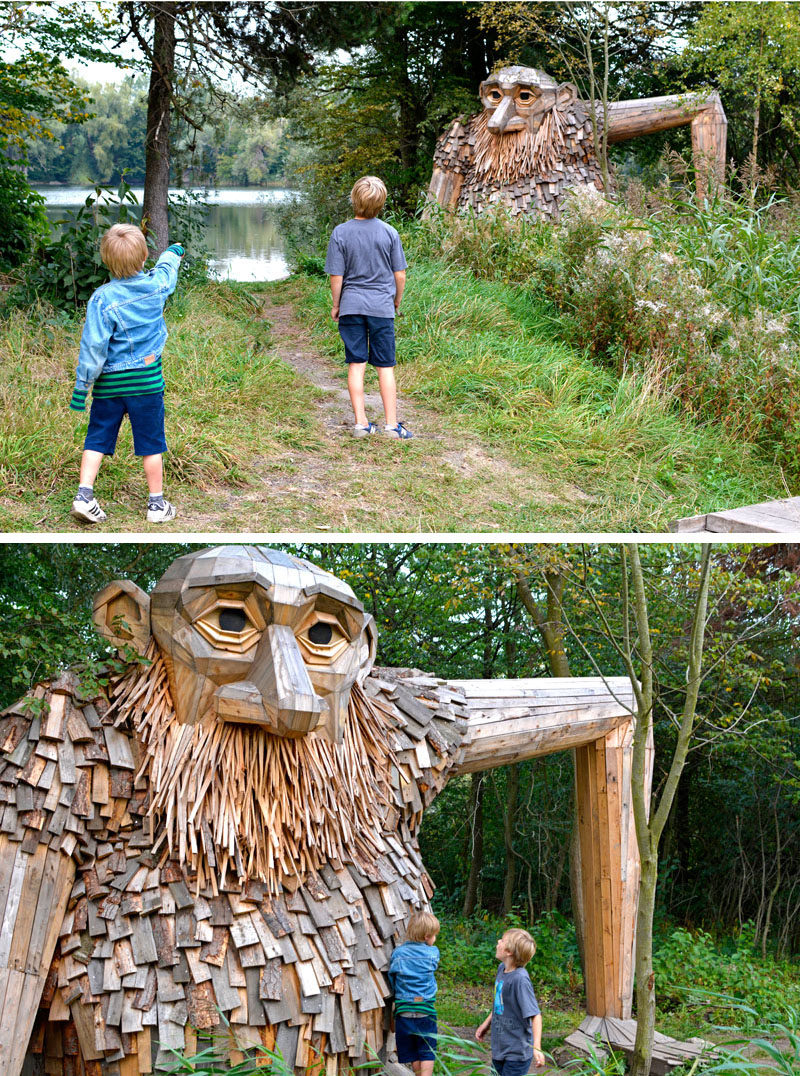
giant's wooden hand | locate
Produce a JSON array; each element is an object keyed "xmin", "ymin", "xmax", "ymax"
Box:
[{"xmin": 1, "ymin": 548, "xmax": 648, "ymax": 1076}]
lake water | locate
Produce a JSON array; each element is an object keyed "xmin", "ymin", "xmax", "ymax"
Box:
[{"xmin": 36, "ymin": 186, "xmax": 294, "ymax": 282}]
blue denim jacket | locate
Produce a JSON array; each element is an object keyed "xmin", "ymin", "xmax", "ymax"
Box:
[
  {"xmin": 388, "ymin": 941, "xmax": 440, "ymax": 1001},
  {"xmin": 74, "ymin": 249, "xmax": 181, "ymax": 394}
]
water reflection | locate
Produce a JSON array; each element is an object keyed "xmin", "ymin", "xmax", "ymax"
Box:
[
  {"xmin": 205, "ymin": 205, "xmax": 288, "ymax": 282},
  {"xmin": 36, "ymin": 188, "xmax": 293, "ymax": 282}
]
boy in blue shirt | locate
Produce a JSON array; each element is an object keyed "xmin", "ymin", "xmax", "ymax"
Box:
[
  {"xmin": 69, "ymin": 223, "xmax": 183, "ymax": 524},
  {"xmin": 325, "ymin": 175, "xmax": 412, "ymax": 439},
  {"xmin": 476, "ymin": 928, "xmax": 545, "ymax": 1076},
  {"xmin": 388, "ymin": 911, "xmax": 440, "ymax": 1076}
]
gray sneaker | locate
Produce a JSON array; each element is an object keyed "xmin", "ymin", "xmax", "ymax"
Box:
[
  {"xmin": 70, "ymin": 497, "xmax": 107, "ymax": 524},
  {"xmin": 146, "ymin": 500, "xmax": 177, "ymax": 524},
  {"xmin": 353, "ymin": 422, "xmax": 378, "ymax": 437},
  {"xmin": 384, "ymin": 421, "xmax": 413, "ymax": 440}
]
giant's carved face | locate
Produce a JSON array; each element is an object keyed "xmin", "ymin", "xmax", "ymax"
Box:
[
  {"xmin": 479, "ymin": 65, "xmax": 577, "ymax": 133},
  {"xmin": 93, "ymin": 546, "xmax": 376, "ymax": 743}
]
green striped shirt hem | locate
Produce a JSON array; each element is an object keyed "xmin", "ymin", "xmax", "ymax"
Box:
[
  {"xmin": 91, "ymin": 358, "xmax": 165, "ymax": 399},
  {"xmin": 394, "ymin": 998, "xmax": 437, "ymax": 1017}
]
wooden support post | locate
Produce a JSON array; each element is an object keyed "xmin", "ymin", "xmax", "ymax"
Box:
[{"xmin": 575, "ymin": 719, "xmax": 652, "ymax": 1018}]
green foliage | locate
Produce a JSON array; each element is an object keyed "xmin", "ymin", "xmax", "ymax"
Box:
[
  {"xmin": 24, "ymin": 77, "xmax": 149, "ymax": 185},
  {"xmin": 436, "ymin": 912, "xmax": 581, "ymax": 1002},
  {"xmin": 654, "ymin": 925, "xmax": 800, "ymax": 1021},
  {"xmin": 680, "ymin": 1, "xmax": 800, "ymax": 178},
  {"xmin": 0, "ymin": 164, "xmax": 47, "ymax": 269},
  {"xmin": 409, "ymin": 180, "xmax": 800, "ymax": 484},
  {"xmin": 20, "ymin": 177, "xmax": 142, "ymax": 311},
  {"xmin": 0, "ymin": 2, "xmax": 115, "ymax": 157},
  {"xmin": 12, "ymin": 177, "xmax": 209, "ymax": 312}
]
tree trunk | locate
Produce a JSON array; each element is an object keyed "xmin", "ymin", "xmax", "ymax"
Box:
[
  {"xmin": 515, "ymin": 567, "xmax": 587, "ymax": 976},
  {"xmin": 462, "ymin": 772, "xmax": 485, "ymax": 916},
  {"xmin": 143, "ymin": 2, "xmax": 176, "ymax": 253},
  {"xmin": 627, "ymin": 543, "xmax": 711, "ymax": 1076},
  {"xmin": 631, "ymin": 848, "xmax": 658, "ymax": 1074},
  {"xmin": 502, "ymin": 763, "xmax": 519, "ymax": 915}
]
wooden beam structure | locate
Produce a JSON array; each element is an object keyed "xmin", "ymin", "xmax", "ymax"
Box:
[
  {"xmin": 450, "ymin": 676, "xmax": 650, "ymax": 1020},
  {"xmin": 450, "ymin": 676, "xmax": 635, "ymax": 772}
]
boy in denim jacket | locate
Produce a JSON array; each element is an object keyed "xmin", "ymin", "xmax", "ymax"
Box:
[
  {"xmin": 388, "ymin": 911, "xmax": 440, "ymax": 1076},
  {"xmin": 69, "ymin": 223, "xmax": 183, "ymax": 524}
]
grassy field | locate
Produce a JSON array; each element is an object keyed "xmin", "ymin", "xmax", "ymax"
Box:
[
  {"xmin": 0, "ymin": 269, "xmax": 785, "ymax": 533},
  {"xmin": 294, "ymin": 264, "xmax": 783, "ymax": 525}
]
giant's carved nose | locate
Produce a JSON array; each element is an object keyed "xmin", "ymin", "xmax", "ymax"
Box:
[
  {"xmin": 213, "ymin": 624, "xmax": 324, "ymax": 736},
  {"xmin": 488, "ymin": 94, "xmax": 517, "ymax": 132}
]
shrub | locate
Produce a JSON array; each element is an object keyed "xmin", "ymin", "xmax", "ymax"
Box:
[
  {"xmin": 436, "ymin": 911, "xmax": 581, "ymax": 1002},
  {"xmin": 21, "ymin": 177, "xmax": 143, "ymax": 311},
  {"xmin": 13, "ymin": 177, "xmax": 209, "ymax": 312},
  {"xmin": 0, "ymin": 165, "xmax": 48, "ymax": 270},
  {"xmin": 403, "ymin": 185, "xmax": 800, "ymax": 483},
  {"xmin": 653, "ymin": 924, "xmax": 800, "ymax": 1022}
]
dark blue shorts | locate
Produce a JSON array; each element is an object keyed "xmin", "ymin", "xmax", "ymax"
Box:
[
  {"xmin": 492, "ymin": 1057, "xmax": 532, "ymax": 1076},
  {"xmin": 84, "ymin": 392, "xmax": 167, "ymax": 457},
  {"xmin": 337, "ymin": 314, "xmax": 396, "ymax": 367},
  {"xmin": 395, "ymin": 1014, "xmax": 437, "ymax": 1063}
]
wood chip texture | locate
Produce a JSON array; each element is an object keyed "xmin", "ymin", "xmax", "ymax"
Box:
[
  {"xmin": 3, "ymin": 663, "xmax": 469, "ymax": 1076},
  {"xmin": 429, "ymin": 100, "xmax": 607, "ymax": 218}
]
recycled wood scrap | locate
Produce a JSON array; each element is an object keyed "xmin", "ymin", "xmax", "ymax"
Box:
[
  {"xmin": 3, "ymin": 664, "xmax": 469, "ymax": 1076},
  {"xmin": 430, "ymin": 96, "xmax": 604, "ymax": 219}
]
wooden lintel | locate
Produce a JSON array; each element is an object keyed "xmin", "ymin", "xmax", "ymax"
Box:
[{"xmin": 449, "ymin": 677, "xmax": 635, "ymax": 773}]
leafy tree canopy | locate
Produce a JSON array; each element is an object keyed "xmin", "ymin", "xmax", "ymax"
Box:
[{"xmin": 0, "ymin": 1, "xmax": 121, "ymax": 156}]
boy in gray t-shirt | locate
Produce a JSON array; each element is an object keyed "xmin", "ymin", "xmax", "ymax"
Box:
[
  {"xmin": 324, "ymin": 175, "xmax": 412, "ymax": 439},
  {"xmin": 476, "ymin": 929, "xmax": 545, "ymax": 1076}
]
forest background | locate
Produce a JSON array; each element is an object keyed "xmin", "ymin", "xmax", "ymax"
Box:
[{"xmin": 1, "ymin": 541, "xmax": 798, "ymax": 1050}]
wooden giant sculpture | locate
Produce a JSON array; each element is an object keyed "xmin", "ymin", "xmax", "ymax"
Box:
[
  {"xmin": 0, "ymin": 547, "xmax": 652, "ymax": 1076},
  {"xmin": 428, "ymin": 65, "xmax": 727, "ymax": 217}
]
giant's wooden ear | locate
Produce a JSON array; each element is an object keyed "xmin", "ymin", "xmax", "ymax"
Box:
[
  {"xmin": 555, "ymin": 82, "xmax": 578, "ymax": 110},
  {"xmin": 93, "ymin": 580, "xmax": 151, "ymax": 655},
  {"xmin": 358, "ymin": 613, "xmax": 377, "ymax": 682}
]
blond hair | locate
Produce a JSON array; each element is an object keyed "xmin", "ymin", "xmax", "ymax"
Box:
[
  {"xmin": 406, "ymin": 911, "xmax": 440, "ymax": 942},
  {"xmin": 100, "ymin": 223, "xmax": 148, "ymax": 278},
  {"xmin": 502, "ymin": 928, "xmax": 536, "ymax": 967},
  {"xmin": 350, "ymin": 175, "xmax": 387, "ymax": 218}
]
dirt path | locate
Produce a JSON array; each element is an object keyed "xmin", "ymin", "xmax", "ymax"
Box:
[{"xmin": 34, "ymin": 286, "xmax": 589, "ymax": 534}]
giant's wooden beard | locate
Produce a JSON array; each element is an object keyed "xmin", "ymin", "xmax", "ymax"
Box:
[
  {"xmin": 472, "ymin": 107, "xmax": 569, "ymax": 185},
  {"xmin": 108, "ymin": 641, "xmax": 396, "ymax": 895}
]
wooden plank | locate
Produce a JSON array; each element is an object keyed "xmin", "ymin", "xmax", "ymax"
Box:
[
  {"xmin": 672, "ymin": 497, "xmax": 800, "ymax": 534},
  {"xmin": 0, "ymin": 844, "xmax": 30, "ymax": 966}
]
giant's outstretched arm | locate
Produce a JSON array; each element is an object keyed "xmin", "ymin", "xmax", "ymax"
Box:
[
  {"xmin": 438, "ymin": 674, "xmax": 651, "ymax": 1021},
  {"xmin": 606, "ymin": 91, "xmax": 727, "ymax": 196},
  {"xmin": 448, "ymin": 675, "xmax": 635, "ymax": 772}
]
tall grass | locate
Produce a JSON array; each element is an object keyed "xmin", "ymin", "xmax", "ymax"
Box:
[
  {"xmin": 298, "ymin": 261, "xmax": 782, "ymax": 525},
  {"xmin": 401, "ymin": 185, "xmax": 800, "ymax": 485},
  {"xmin": 0, "ymin": 283, "xmax": 323, "ymax": 526}
]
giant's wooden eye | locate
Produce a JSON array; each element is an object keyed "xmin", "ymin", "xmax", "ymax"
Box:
[
  {"xmin": 297, "ymin": 617, "xmax": 349, "ymax": 664},
  {"xmin": 308, "ymin": 622, "xmax": 333, "ymax": 645},
  {"xmin": 219, "ymin": 608, "xmax": 248, "ymax": 633},
  {"xmin": 194, "ymin": 602, "xmax": 261, "ymax": 652}
]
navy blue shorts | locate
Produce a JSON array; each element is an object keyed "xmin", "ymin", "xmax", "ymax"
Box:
[
  {"xmin": 492, "ymin": 1057, "xmax": 532, "ymax": 1076},
  {"xmin": 84, "ymin": 392, "xmax": 167, "ymax": 457},
  {"xmin": 338, "ymin": 314, "xmax": 396, "ymax": 367},
  {"xmin": 395, "ymin": 1014, "xmax": 437, "ymax": 1063}
]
